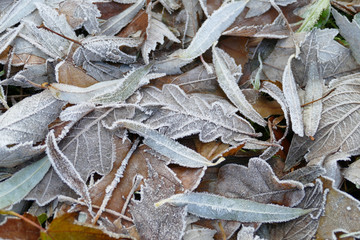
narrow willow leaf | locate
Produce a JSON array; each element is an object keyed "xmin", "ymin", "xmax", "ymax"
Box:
[
  {"xmin": 0, "ymin": 0, "xmax": 43, "ymax": 34},
  {"xmin": 108, "ymin": 120, "xmax": 225, "ymax": 168},
  {"xmin": 100, "ymin": 0, "xmax": 145, "ymax": 36},
  {"xmin": 0, "ymin": 85, "xmax": 9, "ymax": 109},
  {"xmin": 46, "ymin": 131, "xmax": 92, "ymax": 210},
  {"xmin": 155, "ymin": 192, "xmax": 313, "ymax": 223},
  {"xmin": 0, "ymin": 23, "xmax": 24, "ymax": 56},
  {"xmin": 0, "ymin": 156, "xmax": 51, "ymax": 209},
  {"xmin": 174, "ymin": 1, "xmax": 247, "ymax": 60},
  {"xmin": 282, "ymin": 55, "xmax": 304, "ymax": 137},
  {"xmin": 297, "ymin": 0, "xmax": 330, "ymax": 32},
  {"xmin": 212, "ymin": 45, "xmax": 266, "ymax": 126}
]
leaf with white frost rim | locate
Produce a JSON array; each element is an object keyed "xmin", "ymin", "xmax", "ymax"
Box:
[
  {"xmin": 107, "ymin": 120, "xmax": 225, "ymax": 168},
  {"xmin": 212, "ymin": 45, "xmax": 266, "ymax": 126},
  {"xmin": 282, "ymin": 55, "xmax": 304, "ymax": 137},
  {"xmin": 0, "ymin": 156, "xmax": 51, "ymax": 209},
  {"xmin": 173, "ymin": 0, "xmax": 247, "ymax": 60},
  {"xmin": 155, "ymin": 192, "xmax": 313, "ymax": 223}
]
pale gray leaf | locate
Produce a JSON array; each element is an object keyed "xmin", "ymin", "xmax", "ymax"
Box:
[
  {"xmin": 156, "ymin": 192, "xmax": 313, "ymax": 223},
  {"xmin": 344, "ymin": 158, "xmax": 360, "ymax": 186},
  {"xmin": 81, "ymin": 61, "xmax": 128, "ymax": 81},
  {"xmin": 142, "ymin": 15, "xmax": 180, "ymax": 64},
  {"xmin": 0, "ymin": 156, "xmax": 51, "ymax": 209},
  {"xmin": 172, "ymin": 1, "xmax": 247, "ymax": 60},
  {"xmin": 284, "ymin": 134, "xmax": 312, "ymax": 170},
  {"xmin": 73, "ymin": 36, "xmax": 141, "ymax": 66},
  {"xmin": 216, "ymin": 158, "xmax": 305, "ymax": 207},
  {"xmin": 2, "ymin": 64, "xmax": 48, "ymax": 88},
  {"xmin": 108, "ymin": 119, "xmax": 225, "ymax": 168},
  {"xmin": 237, "ymin": 226, "xmax": 265, "ymax": 240},
  {"xmin": 282, "ymin": 55, "xmax": 304, "ymax": 137},
  {"xmin": 140, "ymin": 84, "xmax": 259, "ymax": 144},
  {"xmin": 59, "ymin": 0, "xmax": 101, "ymax": 34},
  {"xmin": 332, "ymin": 8, "xmax": 360, "ymax": 64},
  {"xmin": 282, "ymin": 165, "xmax": 325, "ymax": 184},
  {"xmin": 46, "ymin": 130, "xmax": 91, "ymax": 209},
  {"xmin": 0, "ymin": 0, "xmax": 43, "ymax": 34},
  {"xmin": 0, "ymin": 90, "xmax": 65, "ymax": 151},
  {"xmin": 181, "ymin": 0, "xmax": 203, "ymax": 44},
  {"xmin": 0, "ymin": 143, "xmax": 45, "ymax": 168},
  {"xmin": 130, "ymin": 177, "xmax": 187, "ymax": 240},
  {"xmin": 159, "ymin": 0, "xmax": 181, "ymax": 12},
  {"xmin": 60, "ymin": 103, "xmax": 96, "ymax": 122},
  {"xmin": 245, "ymin": 0, "xmax": 296, "ymax": 18},
  {"xmin": 99, "ymin": 0, "xmax": 145, "ymax": 36},
  {"xmin": 183, "ymin": 228, "xmax": 217, "ymax": 240},
  {"xmin": 212, "ymin": 45, "xmax": 266, "ymax": 126},
  {"xmin": 305, "ymin": 73, "xmax": 360, "ymax": 162},
  {"xmin": 35, "ymin": 2, "xmax": 77, "ymax": 40},
  {"xmin": 0, "ymin": 24, "xmax": 24, "ymax": 56},
  {"xmin": 258, "ymin": 179, "xmax": 324, "ymax": 240}
]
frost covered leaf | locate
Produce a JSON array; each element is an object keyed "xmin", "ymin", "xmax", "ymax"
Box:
[
  {"xmin": 46, "ymin": 131, "xmax": 92, "ymax": 209},
  {"xmin": 282, "ymin": 55, "xmax": 304, "ymax": 137},
  {"xmin": 332, "ymin": 8, "xmax": 360, "ymax": 64},
  {"xmin": 215, "ymin": 158, "xmax": 305, "ymax": 207},
  {"xmin": 297, "ymin": 0, "xmax": 330, "ymax": 32},
  {"xmin": 0, "ymin": 90, "xmax": 65, "ymax": 167},
  {"xmin": 237, "ymin": 226, "xmax": 265, "ymax": 240},
  {"xmin": 0, "ymin": 213, "xmax": 40, "ymax": 240},
  {"xmin": 282, "ymin": 165, "xmax": 326, "ymax": 184},
  {"xmin": 141, "ymin": 10, "xmax": 180, "ymax": 64},
  {"xmin": 245, "ymin": 0, "xmax": 296, "ymax": 18},
  {"xmin": 99, "ymin": 0, "xmax": 145, "ymax": 36},
  {"xmin": 0, "ymin": 0, "xmax": 42, "ymax": 34},
  {"xmin": 0, "ymin": 85, "xmax": 8, "ymax": 109},
  {"xmin": 155, "ymin": 192, "xmax": 313, "ymax": 223},
  {"xmin": 0, "ymin": 24, "xmax": 24, "ymax": 56},
  {"xmin": 0, "ymin": 156, "xmax": 51, "ymax": 209},
  {"xmin": 173, "ymin": 1, "xmax": 247, "ymax": 60},
  {"xmin": 74, "ymin": 36, "xmax": 141, "ymax": 66},
  {"xmin": 108, "ymin": 120, "xmax": 225, "ymax": 168},
  {"xmin": 140, "ymin": 84, "xmax": 260, "ymax": 145},
  {"xmin": 59, "ymin": 0, "xmax": 101, "ymax": 34},
  {"xmin": 130, "ymin": 177, "xmax": 187, "ymax": 240},
  {"xmin": 316, "ymin": 177, "xmax": 360, "ymax": 240},
  {"xmin": 305, "ymin": 73, "xmax": 360, "ymax": 162},
  {"xmin": 212, "ymin": 45, "xmax": 266, "ymax": 126},
  {"xmin": 159, "ymin": 0, "xmax": 181, "ymax": 12},
  {"xmin": 258, "ymin": 179, "xmax": 324, "ymax": 240}
]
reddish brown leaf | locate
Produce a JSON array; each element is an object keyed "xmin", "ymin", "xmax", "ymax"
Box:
[{"xmin": 0, "ymin": 213, "xmax": 41, "ymax": 240}]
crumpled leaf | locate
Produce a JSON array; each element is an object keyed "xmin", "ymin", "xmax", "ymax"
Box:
[
  {"xmin": 139, "ymin": 84, "xmax": 260, "ymax": 145},
  {"xmin": 46, "ymin": 130, "xmax": 92, "ymax": 209},
  {"xmin": 156, "ymin": 192, "xmax": 313, "ymax": 223},
  {"xmin": 0, "ymin": 90, "xmax": 65, "ymax": 167},
  {"xmin": 59, "ymin": 0, "xmax": 101, "ymax": 34},
  {"xmin": 316, "ymin": 177, "xmax": 360, "ymax": 240},
  {"xmin": 108, "ymin": 120, "xmax": 225, "ymax": 168},
  {"xmin": 212, "ymin": 45, "xmax": 266, "ymax": 126},
  {"xmin": 172, "ymin": 0, "xmax": 247, "ymax": 60},
  {"xmin": 215, "ymin": 158, "xmax": 305, "ymax": 207},
  {"xmin": 142, "ymin": 7, "xmax": 180, "ymax": 64},
  {"xmin": 0, "ymin": 156, "xmax": 51, "ymax": 209},
  {"xmin": 130, "ymin": 177, "xmax": 187, "ymax": 240},
  {"xmin": 0, "ymin": 0, "xmax": 43, "ymax": 34},
  {"xmin": 245, "ymin": 0, "xmax": 296, "ymax": 18},
  {"xmin": 99, "ymin": 0, "xmax": 145, "ymax": 36},
  {"xmin": 258, "ymin": 179, "xmax": 324, "ymax": 240}
]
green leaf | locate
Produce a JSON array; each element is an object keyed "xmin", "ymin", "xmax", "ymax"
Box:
[
  {"xmin": 0, "ymin": 156, "xmax": 51, "ymax": 209},
  {"xmin": 156, "ymin": 192, "xmax": 313, "ymax": 223},
  {"xmin": 297, "ymin": 0, "xmax": 330, "ymax": 32}
]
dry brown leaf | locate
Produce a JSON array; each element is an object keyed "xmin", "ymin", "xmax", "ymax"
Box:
[
  {"xmin": 56, "ymin": 60, "xmax": 98, "ymax": 87},
  {"xmin": 0, "ymin": 213, "xmax": 40, "ymax": 240}
]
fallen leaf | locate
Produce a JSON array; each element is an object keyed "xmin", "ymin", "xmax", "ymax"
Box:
[{"xmin": 0, "ymin": 213, "xmax": 40, "ymax": 240}]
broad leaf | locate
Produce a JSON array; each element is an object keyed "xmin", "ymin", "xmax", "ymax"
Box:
[
  {"xmin": 139, "ymin": 84, "xmax": 260, "ymax": 145},
  {"xmin": 156, "ymin": 192, "xmax": 313, "ymax": 223},
  {"xmin": 0, "ymin": 213, "xmax": 40, "ymax": 240},
  {"xmin": 108, "ymin": 119, "xmax": 225, "ymax": 168},
  {"xmin": 212, "ymin": 45, "xmax": 266, "ymax": 126},
  {"xmin": 0, "ymin": 156, "xmax": 51, "ymax": 209}
]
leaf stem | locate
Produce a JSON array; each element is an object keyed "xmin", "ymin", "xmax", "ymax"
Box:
[{"xmin": 37, "ymin": 24, "xmax": 83, "ymax": 46}]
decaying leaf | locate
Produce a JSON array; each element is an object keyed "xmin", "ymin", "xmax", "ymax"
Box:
[
  {"xmin": 156, "ymin": 192, "xmax": 313, "ymax": 223},
  {"xmin": 0, "ymin": 213, "xmax": 40, "ymax": 240},
  {"xmin": 139, "ymin": 84, "xmax": 260, "ymax": 145}
]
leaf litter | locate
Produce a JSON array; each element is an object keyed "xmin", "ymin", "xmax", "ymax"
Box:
[{"xmin": 1, "ymin": 0, "xmax": 360, "ymax": 239}]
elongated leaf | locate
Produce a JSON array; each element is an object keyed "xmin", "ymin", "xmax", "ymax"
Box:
[
  {"xmin": 100, "ymin": 0, "xmax": 145, "ymax": 36},
  {"xmin": 297, "ymin": 0, "xmax": 330, "ymax": 32},
  {"xmin": 155, "ymin": 192, "xmax": 313, "ymax": 223},
  {"xmin": 0, "ymin": 156, "xmax": 51, "ymax": 209},
  {"xmin": 212, "ymin": 45, "xmax": 266, "ymax": 126},
  {"xmin": 108, "ymin": 120, "xmax": 225, "ymax": 168},
  {"xmin": 0, "ymin": 24, "xmax": 24, "ymax": 56},
  {"xmin": 282, "ymin": 55, "xmax": 304, "ymax": 137},
  {"xmin": 0, "ymin": 0, "xmax": 43, "ymax": 34},
  {"xmin": 46, "ymin": 131, "xmax": 91, "ymax": 209},
  {"xmin": 173, "ymin": 1, "xmax": 247, "ymax": 60},
  {"xmin": 140, "ymin": 84, "xmax": 260, "ymax": 145}
]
